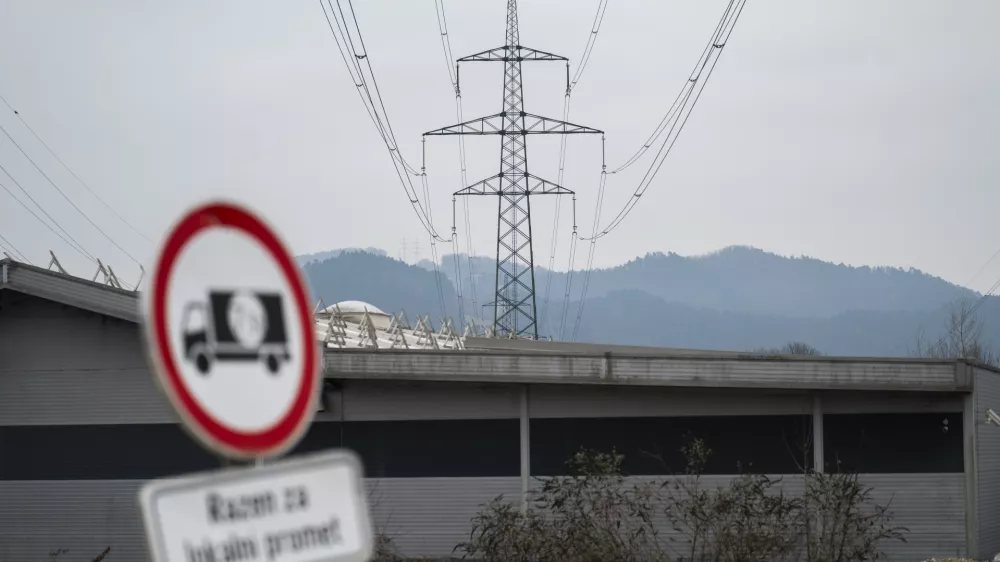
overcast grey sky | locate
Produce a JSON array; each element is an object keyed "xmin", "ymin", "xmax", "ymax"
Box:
[{"xmin": 0, "ymin": 0, "xmax": 998, "ymax": 293}]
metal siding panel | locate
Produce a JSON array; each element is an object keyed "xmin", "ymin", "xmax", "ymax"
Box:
[
  {"xmin": 0, "ymin": 296, "xmax": 167, "ymax": 426},
  {"xmin": 327, "ymin": 351, "xmax": 964, "ymax": 391},
  {"xmin": 0, "ymin": 481, "xmax": 148, "ymax": 562},
  {"xmin": 0, "ymin": 370, "xmax": 176, "ymax": 426},
  {"xmin": 977, "ymin": 367, "xmax": 1000, "ymax": 558},
  {"xmin": 0, "ymin": 477, "xmax": 520, "ymax": 562},
  {"xmin": 0, "ymin": 293, "xmax": 146, "ymax": 372},
  {"xmin": 863, "ymin": 473, "xmax": 967, "ymax": 560},
  {"xmin": 530, "ymin": 384, "xmax": 813, "ymax": 417},
  {"xmin": 366, "ymin": 477, "xmax": 520, "ymax": 558},
  {"xmin": 0, "ymin": 475, "xmax": 959, "ymax": 561},
  {"xmin": 340, "ymin": 380, "xmax": 520, "ymax": 421}
]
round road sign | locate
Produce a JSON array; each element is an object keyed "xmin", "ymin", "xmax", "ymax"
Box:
[{"xmin": 142, "ymin": 201, "xmax": 319, "ymax": 460}]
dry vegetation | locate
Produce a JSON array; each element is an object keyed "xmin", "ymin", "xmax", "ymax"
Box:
[{"xmin": 454, "ymin": 439, "xmax": 907, "ymax": 562}]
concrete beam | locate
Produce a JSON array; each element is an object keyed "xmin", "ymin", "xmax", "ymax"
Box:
[{"xmin": 323, "ymin": 349, "xmax": 972, "ymax": 392}]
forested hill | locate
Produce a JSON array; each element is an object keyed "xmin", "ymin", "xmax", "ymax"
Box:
[{"xmin": 300, "ymin": 246, "xmax": 998, "ymax": 356}]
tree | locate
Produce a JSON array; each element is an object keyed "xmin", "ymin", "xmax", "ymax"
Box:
[
  {"xmin": 913, "ymin": 297, "xmax": 999, "ymax": 367},
  {"xmin": 752, "ymin": 342, "xmax": 824, "ymax": 356}
]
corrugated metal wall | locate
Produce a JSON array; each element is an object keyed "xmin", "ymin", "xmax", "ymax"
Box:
[
  {"xmin": 367, "ymin": 477, "xmax": 520, "ymax": 558},
  {"xmin": 977, "ymin": 367, "xmax": 1000, "ymax": 559},
  {"xmin": 0, "ymin": 478, "xmax": 522, "ymax": 562},
  {"xmin": 867, "ymin": 473, "xmax": 967, "ymax": 560},
  {"xmin": 0, "ymin": 481, "xmax": 146, "ymax": 562},
  {"xmin": 0, "ymin": 475, "xmax": 964, "ymax": 562},
  {"xmin": 519, "ymin": 474, "xmax": 964, "ymax": 562}
]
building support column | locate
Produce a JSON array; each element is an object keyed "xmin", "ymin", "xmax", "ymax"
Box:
[
  {"xmin": 812, "ymin": 394, "xmax": 824, "ymax": 473},
  {"xmin": 520, "ymin": 384, "xmax": 530, "ymax": 513}
]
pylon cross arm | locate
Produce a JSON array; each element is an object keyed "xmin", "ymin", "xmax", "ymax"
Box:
[
  {"xmin": 454, "ymin": 173, "xmax": 574, "ymax": 196},
  {"xmin": 424, "ymin": 112, "xmax": 602, "ymax": 136},
  {"xmin": 458, "ymin": 45, "xmax": 567, "ymax": 62}
]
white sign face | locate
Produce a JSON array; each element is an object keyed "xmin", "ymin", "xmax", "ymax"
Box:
[
  {"xmin": 140, "ymin": 451, "xmax": 373, "ymax": 562},
  {"xmin": 143, "ymin": 202, "xmax": 320, "ymax": 459}
]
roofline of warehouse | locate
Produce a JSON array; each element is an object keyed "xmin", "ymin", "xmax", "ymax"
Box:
[
  {"xmin": 5, "ymin": 257, "xmax": 1000, "ymax": 390},
  {"xmin": 1, "ymin": 258, "xmax": 139, "ymax": 323},
  {"xmin": 322, "ymin": 347, "xmax": 992, "ymax": 392}
]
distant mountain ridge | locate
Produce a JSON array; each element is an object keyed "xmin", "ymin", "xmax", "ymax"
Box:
[
  {"xmin": 441, "ymin": 246, "xmax": 974, "ymax": 319},
  {"xmin": 298, "ymin": 246, "xmax": 998, "ymax": 356},
  {"xmin": 297, "ymin": 247, "xmax": 387, "ymax": 266}
]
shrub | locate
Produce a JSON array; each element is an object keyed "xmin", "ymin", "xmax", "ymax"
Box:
[
  {"xmin": 456, "ymin": 449, "xmax": 664, "ymax": 562},
  {"xmin": 457, "ymin": 439, "xmax": 907, "ymax": 562}
]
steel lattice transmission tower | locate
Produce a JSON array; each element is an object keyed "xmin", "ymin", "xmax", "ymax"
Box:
[{"xmin": 425, "ymin": 0, "xmax": 602, "ymax": 339}]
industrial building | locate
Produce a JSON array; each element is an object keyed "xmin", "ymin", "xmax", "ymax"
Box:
[{"xmin": 1, "ymin": 257, "xmax": 999, "ymax": 561}]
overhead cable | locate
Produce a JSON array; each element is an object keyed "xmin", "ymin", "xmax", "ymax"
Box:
[
  {"xmin": 0, "ymin": 93, "xmax": 152, "ymax": 244},
  {"xmin": 339, "ymin": 0, "xmax": 422, "ymax": 177},
  {"xmin": 571, "ymin": 138, "xmax": 608, "ymax": 340},
  {"xmin": 0, "ymin": 230, "xmax": 29, "ymax": 263},
  {"xmin": 568, "ymin": 0, "xmax": 611, "ymax": 94},
  {"xmin": 318, "ymin": 0, "xmax": 448, "ymax": 243},
  {"xmin": 924, "ymin": 272, "xmax": 1000, "ymax": 356},
  {"xmin": 543, "ymin": 94, "xmax": 572, "ymax": 332},
  {"xmin": 579, "ymin": 0, "xmax": 746, "ymax": 242},
  {"xmin": 343, "ymin": 0, "xmax": 453, "ymax": 319},
  {"xmin": 542, "ymin": 0, "xmax": 612, "ymax": 335},
  {"xmin": 568, "ymin": 0, "xmax": 746, "ymax": 339},
  {"xmin": 0, "ymin": 124, "xmax": 142, "ymax": 269},
  {"xmin": 433, "ymin": 0, "xmax": 479, "ymax": 324},
  {"xmin": 319, "ymin": 0, "xmax": 450, "ymax": 318},
  {"xmin": 965, "ymin": 245, "xmax": 1000, "ymax": 290},
  {"xmin": 607, "ymin": 0, "xmax": 736, "ymax": 175},
  {"xmin": 0, "ymin": 170, "xmax": 96, "ymax": 264}
]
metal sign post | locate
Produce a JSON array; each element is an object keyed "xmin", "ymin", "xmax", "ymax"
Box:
[{"xmin": 137, "ymin": 200, "xmax": 372, "ymax": 562}]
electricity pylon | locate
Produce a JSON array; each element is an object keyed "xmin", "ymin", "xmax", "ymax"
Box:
[{"xmin": 424, "ymin": 0, "xmax": 602, "ymax": 339}]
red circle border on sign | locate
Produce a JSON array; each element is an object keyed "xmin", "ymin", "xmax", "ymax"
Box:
[{"xmin": 146, "ymin": 202, "xmax": 318, "ymax": 459}]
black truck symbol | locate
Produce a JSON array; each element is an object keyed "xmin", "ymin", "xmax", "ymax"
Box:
[{"xmin": 181, "ymin": 290, "xmax": 290, "ymax": 376}]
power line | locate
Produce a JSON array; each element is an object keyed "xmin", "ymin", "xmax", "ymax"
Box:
[
  {"xmin": 433, "ymin": 0, "xmax": 479, "ymax": 325},
  {"xmin": 0, "ymin": 124, "xmax": 141, "ymax": 268},
  {"xmin": 0, "ymin": 159, "xmax": 97, "ymax": 263},
  {"xmin": 567, "ymin": 0, "xmax": 746, "ymax": 338},
  {"xmin": 0, "ymin": 170, "xmax": 96, "ymax": 264},
  {"xmin": 317, "ymin": 0, "xmax": 447, "ymax": 243},
  {"xmin": 342, "ymin": 0, "xmax": 453, "ymax": 320},
  {"xmin": 340, "ymin": 0, "xmax": 421, "ymax": 176},
  {"xmin": 922, "ymin": 273, "xmax": 1000, "ymax": 358},
  {"xmin": 608, "ymin": 0, "xmax": 736, "ymax": 175},
  {"xmin": 568, "ymin": 0, "xmax": 611, "ymax": 93},
  {"xmin": 578, "ymin": 0, "xmax": 746, "ymax": 243},
  {"xmin": 0, "ymin": 93, "xmax": 152, "ymax": 243},
  {"xmin": 0, "ymin": 230, "xmax": 29, "ymax": 263},
  {"xmin": 572, "ymin": 145, "xmax": 608, "ymax": 341},
  {"xmin": 541, "ymin": 0, "xmax": 612, "ymax": 335},
  {"xmin": 319, "ymin": 0, "xmax": 451, "ymax": 319},
  {"xmin": 965, "ymin": 244, "xmax": 1000, "ymax": 290},
  {"xmin": 557, "ymin": 213, "xmax": 579, "ymax": 339}
]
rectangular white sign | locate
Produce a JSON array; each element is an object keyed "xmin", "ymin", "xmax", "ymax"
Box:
[{"xmin": 139, "ymin": 450, "xmax": 373, "ymax": 562}]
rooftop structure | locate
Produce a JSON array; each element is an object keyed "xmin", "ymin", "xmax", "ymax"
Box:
[{"xmin": 0, "ymin": 257, "xmax": 478, "ymax": 351}]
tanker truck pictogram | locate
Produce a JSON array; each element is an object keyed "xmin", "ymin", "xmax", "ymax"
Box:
[{"xmin": 181, "ymin": 289, "xmax": 290, "ymax": 375}]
